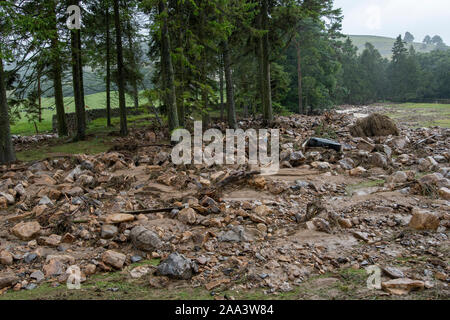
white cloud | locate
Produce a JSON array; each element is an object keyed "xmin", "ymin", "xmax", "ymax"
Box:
[
  {"xmin": 334, "ymin": 0, "xmax": 450, "ymax": 43},
  {"xmin": 364, "ymin": 5, "xmax": 381, "ymax": 30}
]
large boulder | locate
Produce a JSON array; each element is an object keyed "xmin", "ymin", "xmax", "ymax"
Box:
[
  {"xmin": 177, "ymin": 208, "xmax": 197, "ymax": 225},
  {"xmin": 11, "ymin": 221, "xmax": 41, "ymax": 240},
  {"xmin": 408, "ymin": 208, "xmax": 440, "ymax": 231},
  {"xmin": 381, "ymin": 278, "xmax": 424, "ymax": 295},
  {"xmin": 102, "ymin": 250, "xmax": 126, "ymax": 269},
  {"xmin": 130, "ymin": 226, "xmax": 162, "ymax": 252},
  {"xmin": 156, "ymin": 252, "xmax": 198, "ymax": 280},
  {"xmin": 0, "ymin": 273, "xmax": 19, "ymax": 289}
]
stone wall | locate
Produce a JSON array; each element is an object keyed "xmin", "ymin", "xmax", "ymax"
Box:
[{"xmin": 52, "ymin": 108, "xmax": 144, "ymax": 133}]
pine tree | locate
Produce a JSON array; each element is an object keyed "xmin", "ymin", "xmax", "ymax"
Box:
[{"xmin": 113, "ymin": 0, "xmax": 128, "ymax": 136}]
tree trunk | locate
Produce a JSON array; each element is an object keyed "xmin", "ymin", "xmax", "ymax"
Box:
[
  {"xmin": 295, "ymin": 40, "xmax": 303, "ymax": 114},
  {"xmin": 50, "ymin": 0, "xmax": 68, "ymax": 136},
  {"xmin": 126, "ymin": 20, "xmax": 139, "ymax": 110},
  {"xmin": 37, "ymin": 70, "xmax": 42, "ymax": 123},
  {"xmin": 71, "ymin": 24, "xmax": 85, "ymax": 141},
  {"xmin": 158, "ymin": 0, "xmax": 179, "ymax": 131},
  {"xmin": 219, "ymin": 55, "xmax": 224, "ymax": 121},
  {"xmin": 77, "ymin": 29, "xmax": 85, "ymax": 109},
  {"xmin": 261, "ymin": 0, "xmax": 272, "ymax": 124},
  {"xmin": 113, "ymin": 0, "xmax": 128, "ymax": 136},
  {"xmin": 175, "ymin": 5, "xmax": 185, "ymax": 127},
  {"xmin": 222, "ymin": 40, "xmax": 237, "ymax": 129},
  {"xmin": 0, "ymin": 54, "xmax": 16, "ymax": 164},
  {"xmin": 105, "ymin": 4, "xmax": 111, "ymax": 127},
  {"xmin": 256, "ymin": 12, "xmax": 265, "ymax": 115}
]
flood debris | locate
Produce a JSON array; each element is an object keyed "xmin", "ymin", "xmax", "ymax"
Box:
[{"xmin": 0, "ymin": 105, "xmax": 448, "ymax": 299}]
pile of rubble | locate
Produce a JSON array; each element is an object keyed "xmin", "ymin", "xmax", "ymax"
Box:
[
  {"xmin": 0, "ymin": 107, "xmax": 448, "ymax": 298},
  {"xmin": 11, "ymin": 134, "xmax": 59, "ymax": 145}
]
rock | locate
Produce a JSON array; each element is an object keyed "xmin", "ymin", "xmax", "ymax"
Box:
[
  {"xmin": 218, "ymin": 226, "xmax": 250, "ymax": 242},
  {"xmin": 177, "ymin": 208, "xmax": 197, "ymax": 225},
  {"xmin": 0, "ymin": 197, "xmax": 7, "ymax": 209},
  {"xmin": 102, "ymin": 250, "xmax": 126, "ymax": 269},
  {"xmin": 391, "ymin": 136, "xmax": 409, "ymax": 150},
  {"xmin": 369, "ymin": 152, "xmax": 387, "ymax": 168},
  {"xmin": 312, "ymin": 218, "xmax": 332, "ymax": 233},
  {"xmin": 130, "ymin": 226, "xmax": 162, "ymax": 252},
  {"xmin": 105, "ymin": 214, "xmax": 135, "ymax": 224},
  {"xmin": 418, "ymin": 156, "xmax": 438, "ymax": 172},
  {"xmin": 374, "ymin": 144, "xmax": 392, "ymax": 158},
  {"xmin": 78, "ymin": 174, "xmax": 94, "ymax": 186},
  {"xmin": 65, "ymin": 186, "xmax": 84, "ymax": 197},
  {"xmin": 25, "ymin": 283, "xmax": 38, "ymax": 290},
  {"xmin": 408, "ymin": 208, "xmax": 440, "ymax": 231},
  {"xmin": 45, "ymin": 254, "xmax": 75, "ymax": 265},
  {"xmin": 156, "ymin": 252, "xmax": 198, "ymax": 280},
  {"xmin": 24, "ymin": 253, "xmax": 38, "ymax": 264},
  {"xmin": 61, "ymin": 233, "xmax": 76, "ymax": 243},
  {"xmin": 149, "ymin": 276, "xmax": 169, "ymax": 288},
  {"xmin": 30, "ymin": 270, "xmax": 45, "ymax": 282},
  {"xmin": 252, "ymin": 176, "xmax": 267, "ymax": 189},
  {"xmin": 34, "ymin": 174, "xmax": 56, "ymax": 185},
  {"xmin": 382, "ymin": 266, "xmax": 405, "ymax": 279},
  {"xmin": 101, "ymin": 225, "xmax": 118, "ymax": 239},
  {"xmin": 339, "ymin": 158, "xmax": 355, "ymax": 170},
  {"xmin": 154, "ymin": 151, "xmax": 169, "ymax": 165},
  {"xmin": 349, "ymin": 166, "xmax": 367, "ymax": 176},
  {"xmin": 131, "ymin": 255, "xmax": 143, "ymax": 263},
  {"xmin": 65, "ymin": 166, "xmax": 82, "ymax": 182},
  {"xmin": 289, "ymin": 151, "xmax": 306, "ymax": 166},
  {"xmin": 419, "ymin": 173, "xmax": 449, "ymax": 191},
  {"xmin": 357, "ymin": 139, "xmax": 375, "ymax": 152},
  {"xmin": 352, "ymin": 231, "xmax": 370, "ymax": 242},
  {"xmin": 256, "ymin": 223, "xmax": 268, "ymax": 233},
  {"xmin": 439, "ymin": 187, "xmax": 450, "ymax": 200},
  {"xmin": 391, "ymin": 171, "xmax": 408, "ymax": 183},
  {"xmin": 39, "ymin": 196, "xmax": 53, "ymax": 206},
  {"xmin": 254, "ymin": 205, "xmax": 272, "ymax": 216},
  {"xmin": 84, "ymin": 264, "xmax": 96, "ymax": 276},
  {"xmin": 47, "ymin": 189, "xmax": 62, "ymax": 200},
  {"xmin": 205, "ymin": 279, "xmax": 231, "ymax": 291},
  {"xmin": 11, "ymin": 221, "xmax": 41, "ymax": 240},
  {"xmin": 43, "ymin": 259, "xmax": 64, "ymax": 277},
  {"xmin": 0, "ymin": 251, "xmax": 13, "ymax": 265},
  {"xmin": 338, "ymin": 218, "xmax": 352, "ymax": 228},
  {"xmin": 0, "ymin": 192, "xmax": 14, "ymax": 205},
  {"xmin": 0, "ymin": 273, "xmax": 19, "ymax": 289},
  {"xmin": 311, "ymin": 161, "xmax": 331, "ymax": 170},
  {"xmin": 130, "ymin": 266, "xmax": 151, "ymax": 279},
  {"xmin": 80, "ymin": 160, "xmax": 94, "ymax": 171},
  {"xmin": 39, "ymin": 234, "xmax": 61, "ymax": 247},
  {"xmin": 381, "ymin": 278, "xmax": 424, "ymax": 295}
]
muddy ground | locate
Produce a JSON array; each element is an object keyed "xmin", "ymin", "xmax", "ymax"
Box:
[{"xmin": 0, "ymin": 104, "xmax": 449, "ymax": 300}]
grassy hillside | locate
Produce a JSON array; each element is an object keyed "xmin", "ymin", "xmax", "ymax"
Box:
[{"xmin": 347, "ymin": 35, "xmax": 438, "ymax": 58}]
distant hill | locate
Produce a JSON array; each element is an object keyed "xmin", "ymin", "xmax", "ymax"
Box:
[{"xmin": 346, "ymin": 35, "xmax": 442, "ymax": 58}]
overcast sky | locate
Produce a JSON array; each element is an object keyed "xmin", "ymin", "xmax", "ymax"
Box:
[{"xmin": 333, "ymin": 0, "xmax": 450, "ymax": 44}]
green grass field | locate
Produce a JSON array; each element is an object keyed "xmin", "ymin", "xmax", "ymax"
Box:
[
  {"xmin": 385, "ymin": 103, "xmax": 450, "ymax": 128},
  {"xmin": 347, "ymin": 35, "xmax": 436, "ymax": 58},
  {"xmin": 10, "ymin": 91, "xmax": 148, "ymax": 136}
]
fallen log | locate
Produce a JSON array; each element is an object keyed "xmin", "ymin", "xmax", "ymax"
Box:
[{"xmin": 120, "ymin": 207, "xmax": 179, "ymax": 214}]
